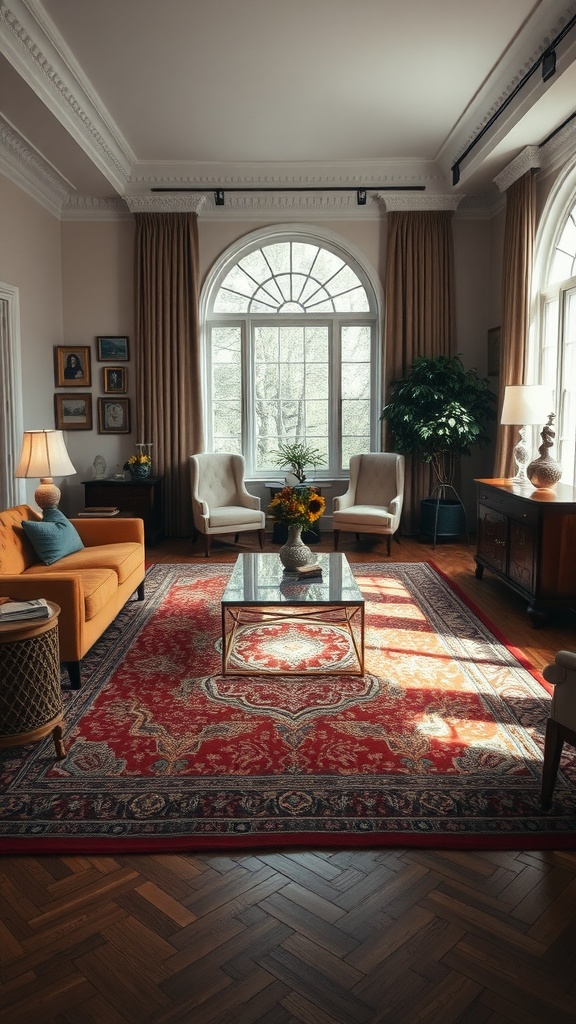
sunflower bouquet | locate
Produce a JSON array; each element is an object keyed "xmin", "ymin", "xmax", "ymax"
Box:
[
  {"xmin": 267, "ymin": 485, "xmax": 325, "ymax": 528},
  {"xmin": 123, "ymin": 453, "xmax": 151, "ymax": 471}
]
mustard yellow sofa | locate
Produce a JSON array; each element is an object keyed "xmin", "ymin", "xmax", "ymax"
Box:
[{"xmin": 0, "ymin": 505, "xmax": 145, "ymax": 688}]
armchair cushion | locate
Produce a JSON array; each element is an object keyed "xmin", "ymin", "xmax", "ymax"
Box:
[{"xmin": 21, "ymin": 507, "xmax": 84, "ymax": 565}]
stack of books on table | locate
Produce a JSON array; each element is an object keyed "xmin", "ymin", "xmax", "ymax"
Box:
[
  {"xmin": 0, "ymin": 598, "xmax": 50, "ymax": 622},
  {"xmin": 77, "ymin": 506, "xmax": 119, "ymax": 517}
]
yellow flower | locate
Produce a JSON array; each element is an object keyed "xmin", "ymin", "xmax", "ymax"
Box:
[
  {"xmin": 267, "ymin": 486, "xmax": 326, "ymax": 528},
  {"xmin": 123, "ymin": 453, "xmax": 152, "ymax": 470}
]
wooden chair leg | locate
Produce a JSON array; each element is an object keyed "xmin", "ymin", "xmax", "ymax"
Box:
[
  {"xmin": 64, "ymin": 661, "xmax": 82, "ymax": 690},
  {"xmin": 204, "ymin": 535, "xmax": 211, "ymax": 557},
  {"xmin": 541, "ymin": 718, "xmax": 564, "ymax": 809},
  {"xmin": 386, "ymin": 535, "xmax": 391, "ymax": 556},
  {"xmin": 333, "ymin": 530, "xmax": 339, "ymax": 551},
  {"xmin": 257, "ymin": 529, "xmax": 265, "ymax": 549},
  {"xmin": 234, "ymin": 533, "xmax": 239, "ymax": 543}
]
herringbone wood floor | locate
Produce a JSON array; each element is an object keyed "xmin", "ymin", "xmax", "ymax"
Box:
[{"xmin": 2, "ymin": 532, "xmax": 575, "ymax": 1024}]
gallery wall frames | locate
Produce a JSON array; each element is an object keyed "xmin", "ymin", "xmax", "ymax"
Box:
[
  {"xmin": 54, "ymin": 393, "xmax": 93, "ymax": 430},
  {"xmin": 54, "ymin": 346, "xmax": 92, "ymax": 387},
  {"xmin": 97, "ymin": 397, "xmax": 131, "ymax": 434},
  {"xmin": 97, "ymin": 336, "xmax": 130, "ymax": 361},
  {"xmin": 103, "ymin": 366, "xmax": 127, "ymax": 393}
]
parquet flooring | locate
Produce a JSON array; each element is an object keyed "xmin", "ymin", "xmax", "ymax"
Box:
[{"xmin": 1, "ymin": 532, "xmax": 575, "ymax": 1024}]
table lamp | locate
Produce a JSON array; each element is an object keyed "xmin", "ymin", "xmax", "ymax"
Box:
[
  {"xmin": 500, "ymin": 385, "xmax": 552, "ymax": 483},
  {"xmin": 15, "ymin": 429, "xmax": 76, "ymax": 510}
]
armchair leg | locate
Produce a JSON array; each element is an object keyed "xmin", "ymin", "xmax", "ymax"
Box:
[
  {"xmin": 386, "ymin": 535, "xmax": 391, "ymax": 556},
  {"xmin": 204, "ymin": 535, "xmax": 211, "ymax": 557},
  {"xmin": 234, "ymin": 533, "xmax": 239, "ymax": 543},
  {"xmin": 258, "ymin": 530, "xmax": 265, "ymax": 549},
  {"xmin": 541, "ymin": 719, "xmax": 564, "ymax": 809},
  {"xmin": 334, "ymin": 530, "xmax": 339, "ymax": 551}
]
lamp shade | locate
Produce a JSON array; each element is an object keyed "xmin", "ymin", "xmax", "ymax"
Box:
[
  {"xmin": 15, "ymin": 430, "xmax": 76, "ymax": 510},
  {"xmin": 500, "ymin": 385, "xmax": 552, "ymax": 425}
]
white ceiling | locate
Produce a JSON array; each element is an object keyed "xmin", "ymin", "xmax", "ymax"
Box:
[{"xmin": 1, "ymin": 0, "xmax": 576, "ymax": 215}]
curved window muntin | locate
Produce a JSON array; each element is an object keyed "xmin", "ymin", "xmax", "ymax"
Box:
[
  {"xmin": 202, "ymin": 226, "xmax": 381, "ymax": 479},
  {"xmin": 532, "ymin": 165, "xmax": 576, "ymax": 487}
]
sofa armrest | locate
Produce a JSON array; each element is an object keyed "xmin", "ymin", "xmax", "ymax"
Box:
[
  {"xmin": 0, "ymin": 573, "xmax": 84, "ymax": 626},
  {"xmin": 70, "ymin": 517, "xmax": 145, "ymax": 546}
]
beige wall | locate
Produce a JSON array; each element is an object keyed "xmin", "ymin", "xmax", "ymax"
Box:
[{"xmin": 0, "ymin": 177, "xmax": 63, "ymax": 506}]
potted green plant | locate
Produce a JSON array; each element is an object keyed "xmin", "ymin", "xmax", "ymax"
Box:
[
  {"xmin": 271, "ymin": 441, "xmax": 326, "ymax": 484},
  {"xmin": 380, "ymin": 354, "xmax": 496, "ymax": 538}
]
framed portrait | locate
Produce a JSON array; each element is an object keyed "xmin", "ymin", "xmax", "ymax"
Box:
[
  {"xmin": 97, "ymin": 336, "xmax": 130, "ymax": 361},
  {"xmin": 54, "ymin": 393, "xmax": 92, "ymax": 430},
  {"xmin": 487, "ymin": 326, "xmax": 500, "ymax": 376},
  {"xmin": 103, "ymin": 366, "xmax": 127, "ymax": 393},
  {"xmin": 55, "ymin": 346, "xmax": 92, "ymax": 387},
  {"xmin": 97, "ymin": 397, "xmax": 130, "ymax": 434}
]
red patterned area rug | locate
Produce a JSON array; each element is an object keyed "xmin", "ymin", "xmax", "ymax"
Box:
[{"xmin": 1, "ymin": 562, "xmax": 574, "ymax": 853}]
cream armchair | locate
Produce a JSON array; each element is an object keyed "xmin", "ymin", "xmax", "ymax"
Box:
[
  {"xmin": 333, "ymin": 453, "xmax": 405, "ymax": 555},
  {"xmin": 189, "ymin": 453, "xmax": 265, "ymax": 557},
  {"xmin": 541, "ymin": 650, "xmax": 576, "ymax": 809}
]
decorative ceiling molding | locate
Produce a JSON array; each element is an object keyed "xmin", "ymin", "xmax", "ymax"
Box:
[
  {"xmin": 375, "ymin": 193, "xmax": 462, "ymax": 211},
  {"xmin": 0, "ymin": 0, "xmax": 132, "ymax": 191},
  {"xmin": 450, "ymin": 3, "xmax": 576, "ymax": 170},
  {"xmin": 0, "ymin": 114, "xmax": 69, "ymax": 214},
  {"xmin": 494, "ymin": 146, "xmax": 542, "ymax": 192},
  {"xmin": 124, "ymin": 194, "xmax": 207, "ymax": 214}
]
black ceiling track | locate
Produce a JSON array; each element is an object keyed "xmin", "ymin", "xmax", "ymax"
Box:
[
  {"xmin": 452, "ymin": 13, "xmax": 576, "ymax": 185},
  {"xmin": 150, "ymin": 185, "xmax": 426, "ymax": 206}
]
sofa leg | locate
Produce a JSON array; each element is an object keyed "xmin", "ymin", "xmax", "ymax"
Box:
[
  {"xmin": 64, "ymin": 661, "xmax": 82, "ymax": 690},
  {"xmin": 137, "ymin": 581, "xmax": 145, "ymax": 601},
  {"xmin": 258, "ymin": 529, "xmax": 265, "ymax": 549}
]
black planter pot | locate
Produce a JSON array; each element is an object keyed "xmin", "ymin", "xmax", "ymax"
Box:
[{"xmin": 420, "ymin": 498, "xmax": 467, "ymax": 543}]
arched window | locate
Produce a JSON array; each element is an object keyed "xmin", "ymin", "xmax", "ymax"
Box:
[
  {"xmin": 535, "ymin": 188, "xmax": 576, "ymax": 487},
  {"xmin": 202, "ymin": 228, "xmax": 380, "ymax": 478}
]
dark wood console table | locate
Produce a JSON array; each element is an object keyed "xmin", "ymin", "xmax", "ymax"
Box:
[
  {"xmin": 474, "ymin": 478, "xmax": 576, "ymax": 625},
  {"xmin": 81, "ymin": 476, "xmax": 164, "ymax": 544}
]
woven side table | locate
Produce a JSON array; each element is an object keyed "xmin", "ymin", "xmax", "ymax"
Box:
[{"xmin": 0, "ymin": 602, "xmax": 65, "ymax": 759}]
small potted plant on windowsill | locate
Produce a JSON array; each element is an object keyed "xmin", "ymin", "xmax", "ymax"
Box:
[
  {"xmin": 271, "ymin": 441, "xmax": 327, "ymax": 485},
  {"xmin": 380, "ymin": 354, "xmax": 496, "ymax": 541}
]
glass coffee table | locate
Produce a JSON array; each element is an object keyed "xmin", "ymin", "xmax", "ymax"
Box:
[{"xmin": 221, "ymin": 552, "xmax": 365, "ymax": 676}]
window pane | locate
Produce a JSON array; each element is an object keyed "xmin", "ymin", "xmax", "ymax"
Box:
[
  {"xmin": 213, "ymin": 290, "xmax": 249, "ymax": 313},
  {"xmin": 342, "ymin": 325, "xmax": 371, "ymax": 362},
  {"xmin": 262, "ymin": 243, "xmax": 290, "ymax": 275},
  {"xmin": 213, "ymin": 363, "xmax": 241, "ymax": 397},
  {"xmin": 342, "ymin": 399, "xmax": 370, "ymax": 435},
  {"xmin": 292, "ymin": 242, "xmax": 319, "ymax": 275},
  {"xmin": 212, "ymin": 327, "xmax": 241, "ymax": 359},
  {"xmin": 342, "ymin": 436, "xmax": 371, "ymax": 466},
  {"xmin": 280, "ymin": 327, "xmax": 304, "ymax": 362},
  {"xmin": 342, "ymin": 363, "xmax": 370, "ymax": 400},
  {"xmin": 213, "ymin": 401, "xmax": 241, "ymax": 437}
]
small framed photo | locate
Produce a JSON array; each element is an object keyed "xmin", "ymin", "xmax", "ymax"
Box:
[
  {"xmin": 54, "ymin": 393, "xmax": 92, "ymax": 430},
  {"xmin": 97, "ymin": 336, "xmax": 130, "ymax": 361},
  {"xmin": 55, "ymin": 346, "xmax": 92, "ymax": 387},
  {"xmin": 103, "ymin": 366, "xmax": 127, "ymax": 393},
  {"xmin": 97, "ymin": 397, "xmax": 130, "ymax": 434},
  {"xmin": 487, "ymin": 326, "xmax": 500, "ymax": 377}
]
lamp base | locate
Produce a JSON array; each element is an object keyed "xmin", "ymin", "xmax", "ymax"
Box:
[
  {"xmin": 35, "ymin": 478, "xmax": 62, "ymax": 510},
  {"xmin": 527, "ymin": 413, "xmax": 562, "ymax": 491}
]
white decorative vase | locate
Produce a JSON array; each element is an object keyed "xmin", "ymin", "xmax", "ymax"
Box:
[{"xmin": 279, "ymin": 525, "xmax": 313, "ymax": 570}]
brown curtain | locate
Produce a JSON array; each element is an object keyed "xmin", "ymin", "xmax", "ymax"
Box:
[
  {"xmin": 384, "ymin": 210, "xmax": 455, "ymax": 533},
  {"xmin": 493, "ymin": 170, "xmax": 536, "ymax": 477},
  {"xmin": 134, "ymin": 212, "xmax": 204, "ymax": 536}
]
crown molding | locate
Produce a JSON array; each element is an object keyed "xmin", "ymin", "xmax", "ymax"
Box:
[
  {"xmin": 0, "ymin": 0, "xmax": 132, "ymax": 192},
  {"xmin": 0, "ymin": 114, "xmax": 68, "ymax": 216}
]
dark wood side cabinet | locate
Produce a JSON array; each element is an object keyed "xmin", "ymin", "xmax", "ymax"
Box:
[
  {"xmin": 474, "ymin": 478, "xmax": 576, "ymax": 625},
  {"xmin": 82, "ymin": 476, "xmax": 164, "ymax": 544}
]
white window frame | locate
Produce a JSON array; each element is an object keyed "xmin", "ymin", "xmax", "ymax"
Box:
[{"xmin": 201, "ymin": 225, "xmax": 382, "ymax": 479}]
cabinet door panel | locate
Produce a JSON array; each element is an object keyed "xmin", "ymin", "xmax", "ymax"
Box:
[
  {"xmin": 477, "ymin": 506, "xmax": 506, "ymax": 572},
  {"xmin": 508, "ymin": 520, "xmax": 536, "ymax": 593}
]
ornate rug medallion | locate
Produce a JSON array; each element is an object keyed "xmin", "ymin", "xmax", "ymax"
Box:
[
  {"xmin": 1, "ymin": 561, "xmax": 574, "ymax": 853},
  {"xmin": 222, "ymin": 620, "xmax": 358, "ymax": 674}
]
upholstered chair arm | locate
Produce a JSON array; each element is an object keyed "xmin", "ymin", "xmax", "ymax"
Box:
[
  {"xmin": 543, "ymin": 651, "xmax": 576, "ymax": 686},
  {"xmin": 333, "ymin": 487, "xmax": 355, "ymax": 512},
  {"xmin": 237, "ymin": 485, "xmax": 261, "ymax": 511}
]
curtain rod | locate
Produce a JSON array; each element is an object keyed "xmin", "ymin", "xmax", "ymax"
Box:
[
  {"xmin": 150, "ymin": 185, "xmax": 426, "ymax": 206},
  {"xmin": 452, "ymin": 13, "xmax": 576, "ymax": 185}
]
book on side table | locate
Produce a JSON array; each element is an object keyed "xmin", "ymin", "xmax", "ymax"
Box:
[
  {"xmin": 295, "ymin": 563, "xmax": 323, "ymax": 579},
  {"xmin": 77, "ymin": 506, "xmax": 119, "ymax": 517},
  {"xmin": 0, "ymin": 598, "xmax": 50, "ymax": 622}
]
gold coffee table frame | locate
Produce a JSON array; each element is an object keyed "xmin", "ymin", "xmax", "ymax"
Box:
[{"xmin": 221, "ymin": 553, "xmax": 365, "ymax": 677}]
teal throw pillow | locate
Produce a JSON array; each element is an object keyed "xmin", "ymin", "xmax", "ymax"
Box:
[{"xmin": 21, "ymin": 507, "xmax": 84, "ymax": 565}]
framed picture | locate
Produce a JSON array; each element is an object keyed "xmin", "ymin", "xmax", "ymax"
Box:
[
  {"xmin": 103, "ymin": 366, "xmax": 127, "ymax": 393},
  {"xmin": 54, "ymin": 346, "xmax": 92, "ymax": 387},
  {"xmin": 97, "ymin": 397, "xmax": 130, "ymax": 434},
  {"xmin": 487, "ymin": 326, "xmax": 500, "ymax": 376},
  {"xmin": 97, "ymin": 336, "xmax": 130, "ymax": 361},
  {"xmin": 54, "ymin": 393, "xmax": 92, "ymax": 430}
]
